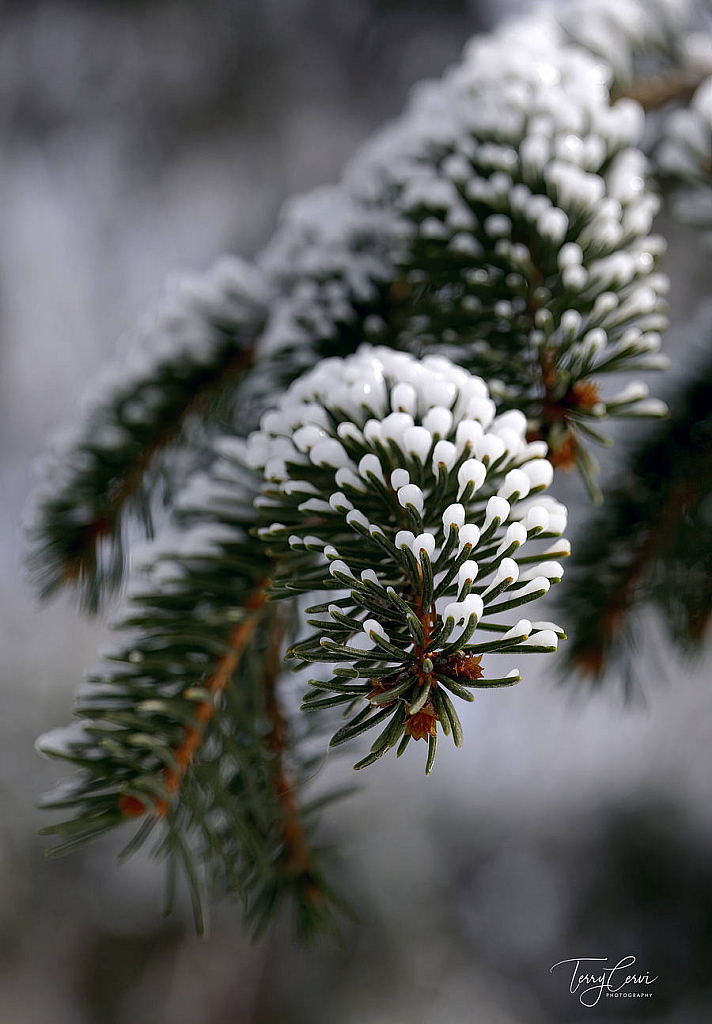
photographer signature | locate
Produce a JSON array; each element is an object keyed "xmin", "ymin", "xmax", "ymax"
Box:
[{"xmin": 550, "ymin": 955, "xmax": 657, "ymax": 1006}]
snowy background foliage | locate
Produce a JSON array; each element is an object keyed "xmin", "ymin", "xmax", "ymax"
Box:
[{"xmin": 4, "ymin": 0, "xmax": 712, "ymax": 1021}]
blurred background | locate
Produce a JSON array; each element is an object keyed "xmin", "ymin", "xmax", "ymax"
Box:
[{"xmin": 2, "ymin": 0, "xmax": 712, "ymax": 1021}]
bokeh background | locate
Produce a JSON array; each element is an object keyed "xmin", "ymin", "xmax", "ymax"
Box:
[{"xmin": 2, "ymin": 1, "xmax": 712, "ymax": 1021}]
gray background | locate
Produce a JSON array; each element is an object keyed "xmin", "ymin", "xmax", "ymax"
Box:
[{"xmin": 1, "ymin": 1, "xmax": 711, "ymax": 1021}]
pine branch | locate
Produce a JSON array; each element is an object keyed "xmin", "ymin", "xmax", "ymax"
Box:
[
  {"xmin": 560, "ymin": 0, "xmax": 710, "ymax": 99},
  {"xmin": 257, "ymin": 11, "xmax": 672, "ymax": 502},
  {"xmin": 26, "ymin": 257, "xmax": 269, "ymax": 612},
  {"xmin": 655, "ymin": 72, "xmax": 712, "ymax": 251},
  {"xmin": 558, "ymin": 342, "xmax": 712, "ymax": 681},
  {"xmin": 36, "ymin": 450, "xmax": 345, "ymax": 937},
  {"xmin": 244, "ymin": 347, "xmax": 568, "ymax": 772},
  {"xmin": 34, "ymin": 457, "xmax": 273, "ymax": 848},
  {"xmin": 259, "ymin": 611, "xmax": 341, "ymax": 939},
  {"xmin": 157, "ymin": 583, "xmax": 268, "ymax": 806},
  {"xmin": 33, "ymin": 0, "xmax": 712, "ymax": 942},
  {"xmin": 164, "ymin": 601, "xmax": 343, "ymax": 939},
  {"xmin": 28, "ymin": 0, "xmax": 704, "ymax": 615},
  {"xmin": 27, "ymin": 0, "xmax": 691, "ymax": 612},
  {"xmin": 263, "ymin": 612, "xmax": 309, "ymax": 874},
  {"xmin": 36, "ymin": 560, "xmax": 272, "ymax": 848}
]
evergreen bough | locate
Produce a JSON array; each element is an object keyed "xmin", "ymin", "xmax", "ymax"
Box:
[{"xmin": 29, "ymin": 0, "xmax": 712, "ymax": 936}]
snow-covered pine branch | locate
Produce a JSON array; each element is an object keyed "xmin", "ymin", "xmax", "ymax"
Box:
[
  {"xmin": 249, "ymin": 5, "xmax": 677, "ymax": 497},
  {"xmin": 32, "ymin": 0, "xmax": 712, "ymax": 938},
  {"xmin": 656, "ymin": 75, "xmax": 712, "ymax": 249},
  {"xmin": 27, "ymin": 0, "xmax": 703, "ymax": 607},
  {"xmin": 243, "ymin": 347, "xmax": 567, "ymax": 772},
  {"xmin": 26, "ymin": 256, "xmax": 269, "ymax": 610}
]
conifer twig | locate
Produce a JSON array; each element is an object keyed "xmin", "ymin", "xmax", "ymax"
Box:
[
  {"xmin": 262, "ymin": 612, "xmax": 313, "ymax": 879},
  {"xmin": 120, "ymin": 581, "xmax": 270, "ymax": 819},
  {"xmin": 560, "ymin": 350, "xmax": 712, "ymax": 681},
  {"xmin": 66, "ymin": 346, "xmax": 258, "ymax": 591},
  {"xmin": 28, "ymin": 257, "xmax": 269, "ymax": 611},
  {"xmin": 34, "ymin": 0, "xmax": 704, "ymax": 937}
]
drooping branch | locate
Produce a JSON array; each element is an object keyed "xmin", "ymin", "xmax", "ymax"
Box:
[
  {"xmin": 119, "ymin": 582, "xmax": 269, "ymax": 819},
  {"xmin": 27, "ymin": 257, "xmax": 269, "ymax": 612},
  {"xmin": 32, "ymin": 0, "xmax": 708, "ymax": 941},
  {"xmin": 560, "ymin": 347, "xmax": 712, "ymax": 680}
]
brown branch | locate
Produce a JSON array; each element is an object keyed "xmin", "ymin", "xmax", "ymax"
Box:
[
  {"xmin": 119, "ymin": 580, "xmax": 269, "ymax": 818},
  {"xmin": 262, "ymin": 611, "xmax": 313, "ymax": 877},
  {"xmin": 577, "ymin": 447, "xmax": 712, "ymax": 675},
  {"xmin": 62, "ymin": 342, "xmax": 259, "ymax": 586},
  {"xmin": 614, "ymin": 69, "xmax": 709, "ymax": 111}
]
